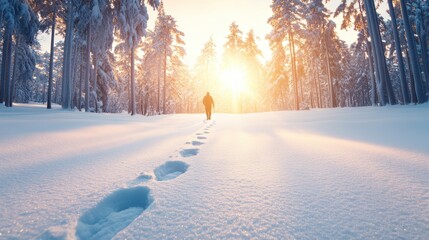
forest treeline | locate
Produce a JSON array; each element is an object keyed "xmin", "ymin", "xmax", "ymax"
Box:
[{"xmin": 0, "ymin": 0, "xmax": 428, "ymax": 115}]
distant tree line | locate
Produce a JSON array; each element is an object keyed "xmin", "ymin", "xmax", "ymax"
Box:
[{"xmin": 0, "ymin": 0, "xmax": 428, "ymax": 115}]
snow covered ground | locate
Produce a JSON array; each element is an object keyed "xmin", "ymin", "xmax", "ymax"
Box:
[{"xmin": 0, "ymin": 103, "xmax": 428, "ymax": 239}]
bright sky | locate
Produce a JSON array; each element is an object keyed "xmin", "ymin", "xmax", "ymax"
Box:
[
  {"xmin": 147, "ymin": 0, "xmax": 273, "ymax": 66},
  {"xmin": 148, "ymin": 0, "xmax": 359, "ymax": 66},
  {"xmin": 39, "ymin": 1, "xmax": 361, "ymax": 66}
]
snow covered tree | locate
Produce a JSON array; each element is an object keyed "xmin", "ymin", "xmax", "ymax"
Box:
[
  {"xmin": 243, "ymin": 30, "xmax": 264, "ymax": 112},
  {"xmin": 13, "ymin": 36, "xmax": 37, "ymax": 103},
  {"xmin": 114, "ymin": 0, "xmax": 159, "ymax": 115},
  {"xmin": 387, "ymin": 0, "xmax": 410, "ymax": 104},
  {"xmin": 75, "ymin": 0, "xmax": 115, "ymax": 112},
  {"xmin": 364, "ymin": 0, "xmax": 396, "ymax": 105},
  {"xmin": 222, "ymin": 22, "xmax": 244, "ymax": 70},
  {"xmin": 12, "ymin": 1, "xmax": 39, "ymax": 104},
  {"xmin": 60, "ymin": 0, "xmax": 75, "ymax": 110},
  {"xmin": 164, "ymin": 51, "xmax": 188, "ymax": 113},
  {"xmin": 150, "ymin": 2, "xmax": 185, "ymax": 114},
  {"xmin": 404, "ymin": 0, "xmax": 429, "ymax": 97},
  {"xmin": 266, "ymin": 14, "xmax": 288, "ymax": 110},
  {"xmin": 91, "ymin": 1, "xmax": 116, "ymax": 113},
  {"xmin": 0, "ymin": 0, "xmax": 39, "ymax": 107},
  {"xmin": 348, "ymin": 39, "xmax": 372, "ymax": 106},
  {"xmin": 113, "ymin": 42, "xmax": 132, "ymax": 113},
  {"xmin": 332, "ymin": 0, "xmax": 396, "ymax": 105},
  {"xmin": 400, "ymin": 0, "xmax": 427, "ymax": 103},
  {"xmin": 267, "ymin": 0, "xmax": 305, "ymax": 110},
  {"xmin": 137, "ymin": 30, "xmax": 157, "ymax": 115},
  {"xmin": 34, "ymin": 0, "xmax": 64, "ymax": 109},
  {"xmin": 194, "ymin": 37, "xmax": 217, "ymax": 94},
  {"xmin": 303, "ymin": 0, "xmax": 336, "ymax": 108},
  {"xmin": 75, "ymin": 0, "xmax": 94, "ymax": 111},
  {"xmin": 0, "ymin": 0, "xmax": 15, "ymax": 105},
  {"xmin": 135, "ymin": 2, "xmax": 186, "ymax": 115}
]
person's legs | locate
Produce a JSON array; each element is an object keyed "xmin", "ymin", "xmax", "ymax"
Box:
[
  {"xmin": 205, "ymin": 107, "xmax": 210, "ymax": 120},
  {"xmin": 208, "ymin": 107, "xmax": 212, "ymax": 120}
]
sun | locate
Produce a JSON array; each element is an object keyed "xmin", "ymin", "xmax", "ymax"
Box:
[{"xmin": 220, "ymin": 68, "xmax": 247, "ymax": 93}]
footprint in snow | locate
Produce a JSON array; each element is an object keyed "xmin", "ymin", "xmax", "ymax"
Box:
[
  {"xmin": 128, "ymin": 172, "xmax": 153, "ymax": 186},
  {"xmin": 196, "ymin": 133, "xmax": 203, "ymax": 135},
  {"xmin": 191, "ymin": 141, "xmax": 204, "ymax": 146},
  {"xmin": 76, "ymin": 186, "xmax": 153, "ymax": 240},
  {"xmin": 180, "ymin": 148, "xmax": 199, "ymax": 157},
  {"xmin": 154, "ymin": 161, "xmax": 189, "ymax": 181},
  {"xmin": 197, "ymin": 136, "xmax": 207, "ymax": 140}
]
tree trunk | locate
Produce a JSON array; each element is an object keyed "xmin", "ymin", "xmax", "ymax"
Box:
[
  {"xmin": 42, "ymin": 79, "xmax": 47, "ymax": 104},
  {"xmin": 316, "ymin": 63, "xmax": 322, "ymax": 108},
  {"xmin": 84, "ymin": 24, "xmax": 91, "ymax": 112},
  {"xmin": 47, "ymin": 6, "xmax": 56, "ymax": 109},
  {"xmin": 416, "ymin": 3, "xmax": 429, "ymax": 93},
  {"xmin": 8, "ymin": 40, "xmax": 18, "ymax": 107},
  {"xmin": 78, "ymin": 46, "xmax": 83, "ymax": 111},
  {"xmin": 289, "ymin": 31, "xmax": 299, "ymax": 110},
  {"xmin": 363, "ymin": 63, "xmax": 369, "ymax": 106},
  {"xmin": 365, "ymin": 41, "xmax": 377, "ymax": 106},
  {"xmin": 365, "ymin": 0, "xmax": 384, "ymax": 105},
  {"xmin": 358, "ymin": 0, "xmax": 377, "ymax": 106},
  {"xmin": 54, "ymin": 72, "xmax": 60, "ymax": 103},
  {"xmin": 93, "ymin": 55, "xmax": 98, "ymax": 113},
  {"xmin": 5, "ymin": 37, "xmax": 14, "ymax": 107},
  {"xmin": 418, "ymin": 27, "xmax": 429, "ymax": 93},
  {"xmin": 382, "ymin": 41, "xmax": 397, "ymax": 105},
  {"xmin": 399, "ymin": 0, "xmax": 427, "ymax": 103},
  {"xmin": 0, "ymin": 10, "xmax": 3, "ymax": 40},
  {"xmin": 0, "ymin": 26, "xmax": 12, "ymax": 104},
  {"xmin": 365, "ymin": 0, "xmax": 396, "ymax": 105},
  {"xmin": 324, "ymin": 30, "xmax": 335, "ymax": 108},
  {"xmin": 405, "ymin": 47, "xmax": 417, "ymax": 103},
  {"xmin": 157, "ymin": 54, "xmax": 161, "ymax": 114},
  {"xmin": 387, "ymin": 0, "xmax": 410, "ymax": 104},
  {"xmin": 162, "ymin": 47, "xmax": 167, "ymax": 114},
  {"xmin": 70, "ymin": 41, "xmax": 79, "ymax": 109},
  {"xmin": 62, "ymin": 0, "xmax": 74, "ymax": 110},
  {"xmin": 130, "ymin": 45, "xmax": 136, "ymax": 115},
  {"xmin": 310, "ymin": 58, "xmax": 317, "ymax": 108}
]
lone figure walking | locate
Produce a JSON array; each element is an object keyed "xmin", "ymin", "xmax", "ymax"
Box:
[{"xmin": 203, "ymin": 92, "xmax": 215, "ymax": 120}]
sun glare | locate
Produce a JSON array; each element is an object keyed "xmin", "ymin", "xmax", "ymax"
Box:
[{"xmin": 220, "ymin": 68, "xmax": 247, "ymax": 93}]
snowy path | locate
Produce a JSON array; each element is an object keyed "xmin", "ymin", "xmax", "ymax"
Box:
[
  {"xmin": 1, "ymin": 104, "xmax": 429, "ymax": 239},
  {"xmin": 0, "ymin": 105, "xmax": 204, "ymax": 239}
]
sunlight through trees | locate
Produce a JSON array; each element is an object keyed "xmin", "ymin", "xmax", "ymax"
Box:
[{"xmin": 1, "ymin": 0, "xmax": 429, "ymax": 114}]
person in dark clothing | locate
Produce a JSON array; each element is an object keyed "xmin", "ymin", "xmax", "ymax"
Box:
[{"xmin": 203, "ymin": 92, "xmax": 215, "ymax": 120}]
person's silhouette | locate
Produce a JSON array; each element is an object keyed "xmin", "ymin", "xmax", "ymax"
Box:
[{"xmin": 203, "ymin": 92, "xmax": 215, "ymax": 120}]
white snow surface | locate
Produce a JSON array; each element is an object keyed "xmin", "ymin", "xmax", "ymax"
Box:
[{"xmin": 1, "ymin": 103, "xmax": 428, "ymax": 239}]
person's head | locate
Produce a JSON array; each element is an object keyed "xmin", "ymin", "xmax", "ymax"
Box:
[{"xmin": 206, "ymin": 92, "xmax": 210, "ymax": 96}]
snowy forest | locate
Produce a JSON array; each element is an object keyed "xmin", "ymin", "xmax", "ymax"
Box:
[{"xmin": 1, "ymin": 0, "xmax": 429, "ymax": 115}]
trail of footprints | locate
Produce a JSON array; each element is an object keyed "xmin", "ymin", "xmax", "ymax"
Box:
[{"xmin": 75, "ymin": 121, "xmax": 216, "ymax": 239}]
